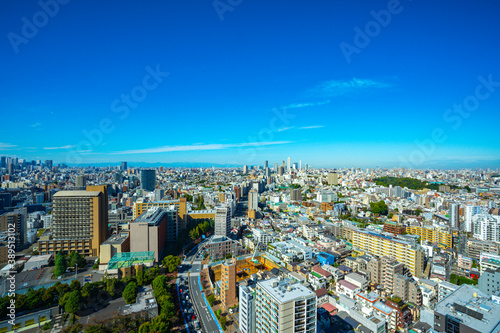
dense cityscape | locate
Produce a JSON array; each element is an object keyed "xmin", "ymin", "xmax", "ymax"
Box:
[
  {"xmin": 3, "ymin": 1, "xmax": 500, "ymax": 333},
  {"xmin": 0, "ymin": 156, "xmax": 499, "ymax": 332}
]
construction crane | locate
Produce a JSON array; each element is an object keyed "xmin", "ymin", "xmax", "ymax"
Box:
[{"xmin": 251, "ymin": 241, "xmax": 261, "ymax": 265}]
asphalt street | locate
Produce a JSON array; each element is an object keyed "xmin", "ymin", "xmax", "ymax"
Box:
[{"xmin": 182, "ymin": 239, "xmax": 222, "ymax": 333}]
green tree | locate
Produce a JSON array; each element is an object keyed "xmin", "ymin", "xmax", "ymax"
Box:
[
  {"xmin": 138, "ymin": 314, "xmax": 171, "ymax": 333},
  {"xmin": 220, "ymin": 315, "xmax": 227, "ymax": 330},
  {"xmin": 106, "ymin": 278, "xmax": 118, "ymax": 297},
  {"xmin": 136, "ymin": 269, "xmax": 145, "ymax": 286},
  {"xmin": 70, "ymin": 279, "xmax": 81, "ymax": 291},
  {"xmin": 58, "ymin": 292, "xmax": 71, "ymax": 307},
  {"xmin": 157, "ymin": 294, "xmax": 175, "ymax": 317},
  {"xmin": 54, "ymin": 250, "xmax": 67, "ymax": 276},
  {"xmin": 65, "ymin": 290, "xmax": 82, "ymax": 315},
  {"xmin": 162, "ymin": 255, "xmax": 181, "ymax": 273},
  {"xmin": 415, "ymin": 208, "xmax": 422, "ymax": 216},
  {"xmin": 81, "ymin": 282, "xmax": 99, "ymax": 299},
  {"xmin": 152, "ymin": 275, "xmax": 168, "ymax": 299},
  {"xmin": 123, "ymin": 282, "xmax": 138, "ymax": 304},
  {"xmin": 68, "ymin": 251, "xmax": 86, "ymax": 268},
  {"xmin": 207, "ymin": 294, "xmax": 216, "ymax": 306}
]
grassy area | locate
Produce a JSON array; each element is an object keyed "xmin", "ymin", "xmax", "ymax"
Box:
[{"xmin": 450, "ymin": 274, "xmax": 478, "ymax": 286}]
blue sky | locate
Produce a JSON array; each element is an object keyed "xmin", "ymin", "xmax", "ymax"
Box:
[{"xmin": 1, "ymin": 0, "xmax": 500, "ymax": 168}]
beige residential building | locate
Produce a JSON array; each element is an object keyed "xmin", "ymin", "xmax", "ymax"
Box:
[
  {"xmin": 38, "ymin": 186, "xmax": 108, "ymax": 256},
  {"xmin": 352, "ymin": 229, "xmax": 425, "ymax": 277},
  {"xmin": 221, "ymin": 258, "xmax": 237, "ymax": 310}
]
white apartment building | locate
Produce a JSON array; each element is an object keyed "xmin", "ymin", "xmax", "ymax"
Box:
[
  {"xmin": 472, "ymin": 214, "xmax": 500, "ymax": 242},
  {"xmin": 255, "ymin": 278, "xmax": 316, "ymax": 333}
]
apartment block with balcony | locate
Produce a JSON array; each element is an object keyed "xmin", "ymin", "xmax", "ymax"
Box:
[
  {"xmin": 255, "ymin": 277, "xmax": 316, "ymax": 333},
  {"xmin": 406, "ymin": 225, "xmax": 452, "ymax": 249},
  {"xmin": 352, "ymin": 230, "xmax": 425, "ymax": 277},
  {"xmin": 38, "ymin": 186, "xmax": 108, "ymax": 256}
]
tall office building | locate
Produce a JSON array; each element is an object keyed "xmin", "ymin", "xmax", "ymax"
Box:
[
  {"xmin": 264, "ymin": 160, "xmax": 268, "ymax": 169},
  {"xmin": 449, "ymin": 203, "xmax": 460, "ymax": 229},
  {"xmin": 38, "ymin": 186, "xmax": 108, "ymax": 256},
  {"xmin": 75, "ymin": 175, "xmax": 86, "ymax": 189},
  {"xmin": 154, "ymin": 189, "xmax": 164, "ymax": 201},
  {"xmin": 249, "ymin": 190, "xmax": 259, "ymax": 211},
  {"xmin": 1, "ymin": 208, "xmax": 27, "ymax": 249},
  {"xmin": 221, "ymin": 258, "xmax": 237, "ymax": 309},
  {"xmin": 130, "ymin": 206, "xmax": 178, "ymax": 262},
  {"xmin": 0, "ymin": 156, "xmax": 5, "ymax": 168},
  {"xmin": 214, "ymin": 206, "xmax": 231, "ymax": 237},
  {"xmin": 0, "ymin": 192, "xmax": 12, "ymax": 210},
  {"xmin": 44, "ymin": 160, "xmax": 53, "ymax": 169},
  {"xmin": 7, "ymin": 164, "xmax": 14, "ymax": 175},
  {"xmin": 327, "ymin": 172, "xmax": 339, "ymax": 185},
  {"xmin": 273, "ymin": 163, "xmax": 278, "ymax": 171},
  {"xmin": 278, "ymin": 166, "xmax": 284, "ymax": 176},
  {"xmin": 290, "ymin": 189, "xmax": 302, "ymax": 201},
  {"xmin": 120, "ymin": 162, "xmax": 127, "ymax": 171},
  {"xmin": 465, "ymin": 205, "xmax": 487, "ymax": 232},
  {"xmin": 243, "ymin": 165, "xmax": 248, "ymax": 174},
  {"xmin": 140, "ymin": 169, "xmax": 156, "ymax": 191},
  {"xmin": 287, "ymin": 157, "xmax": 291, "ymax": 171},
  {"xmin": 255, "ymin": 277, "xmax": 317, "ymax": 333}
]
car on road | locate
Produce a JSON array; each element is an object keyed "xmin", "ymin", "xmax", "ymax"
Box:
[{"xmin": 192, "ymin": 315, "xmax": 196, "ymax": 320}]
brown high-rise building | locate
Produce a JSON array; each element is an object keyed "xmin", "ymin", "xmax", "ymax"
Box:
[
  {"xmin": 38, "ymin": 186, "xmax": 108, "ymax": 256},
  {"xmin": 1, "ymin": 208, "xmax": 27, "ymax": 249},
  {"xmin": 221, "ymin": 258, "xmax": 237, "ymax": 309}
]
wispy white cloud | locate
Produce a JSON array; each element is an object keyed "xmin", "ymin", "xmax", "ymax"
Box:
[
  {"xmin": 43, "ymin": 145, "xmax": 76, "ymax": 150},
  {"xmin": 112, "ymin": 141, "xmax": 293, "ymax": 155},
  {"xmin": 277, "ymin": 126, "xmax": 295, "ymax": 132},
  {"xmin": 309, "ymin": 78, "xmax": 393, "ymax": 97},
  {"xmin": 277, "ymin": 100, "xmax": 331, "ymax": 111},
  {"xmin": 31, "ymin": 123, "xmax": 42, "ymax": 128},
  {"xmin": 0, "ymin": 143, "xmax": 17, "ymax": 150},
  {"xmin": 300, "ymin": 125, "xmax": 325, "ymax": 130}
]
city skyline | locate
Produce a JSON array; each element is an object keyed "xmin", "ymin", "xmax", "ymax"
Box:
[{"xmin": 1, "ymin": 1, "xmax": 500, "ymax": 168}]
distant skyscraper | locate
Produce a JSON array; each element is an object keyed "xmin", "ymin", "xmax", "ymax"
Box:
[
  {"xmin": 292, "ymin": 162, "xmax": 298, "ymax": 170},
  {"xmin": 75, "ymin": 175, "xmax": 86, "ymax": 189},
  {"xmin": 290, "ymin": 189, "xmax": 302, "ymax": 201},
  {"xmin": 214, "ymin": 206, "xmax": 231, "ymax": 237},
  {"xmin": 264, "ymin": 167, "xmax": 270, "ymax": 178},
  {"xmin": 120, "ymin": 162, "xmax": 128, "ymax": 171},
  {"xmin": 7, "ymin": 163, "xmax": 14, "ymax": 175},
  {"xmin": 243, "ymin": 165, "xmax": 248, "ymax": 174},
  {"xmin": 1, "ymin": 208, "xmax": 27, "ymax": 248},
  {"xmin": 449, "ymin": 203, "xmax": 460, "ymax": 229},
  {"xmin": 44, "ymin": 160, "xmax": 53, "ymax": 168},
  {"xmin": 328, "ymin": 172, "xmax": 339, "ymax": 185},
  {"xmin": 0, "ymin": 156, "xmax": 5, "ymax": 168},
  {"xmin": 264, "ymin": 160, "xmax": 268, "ymax": 169},
  {"xmin": 273, "ymin": 163, "xmax": 278, "ymax": 171},
  {"xmin": 278, "ymin": 166, "xmax": 284, "ymax": 176},
  {"xmin": 154, "ymin": 189, "xmax": 164, "ymax": 201},
  {"xmin": 287, "ymin": 157, "xmax": 291, "ymax": 171},
  {"xmin": 249, "ymin": 190, "xmax": 259, "ymax": 211},
  {"xmin": 140, "ymin": 169, "xmax": 156, "ymax": 191}
]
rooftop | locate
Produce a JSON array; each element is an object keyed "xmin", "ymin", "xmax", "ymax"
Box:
[
  {"xmin": 258, "ymin": 277, "xmax": 315, "ymax": 304},
  {"xmin": 102, "ymin": 232, "xmax": 130, "ymax": 245},
  {"xmin": 54, "ymin": 190, "xmax": 101, "ymax": 197},
  {"xmin": 436, "ymin": 284, "xmax": 500, "ymax": 332}
]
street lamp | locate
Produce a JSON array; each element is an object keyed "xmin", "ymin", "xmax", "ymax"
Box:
[{"xmin": 75, "ymin": 263, "xmax": 78, "ymax": 280}]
